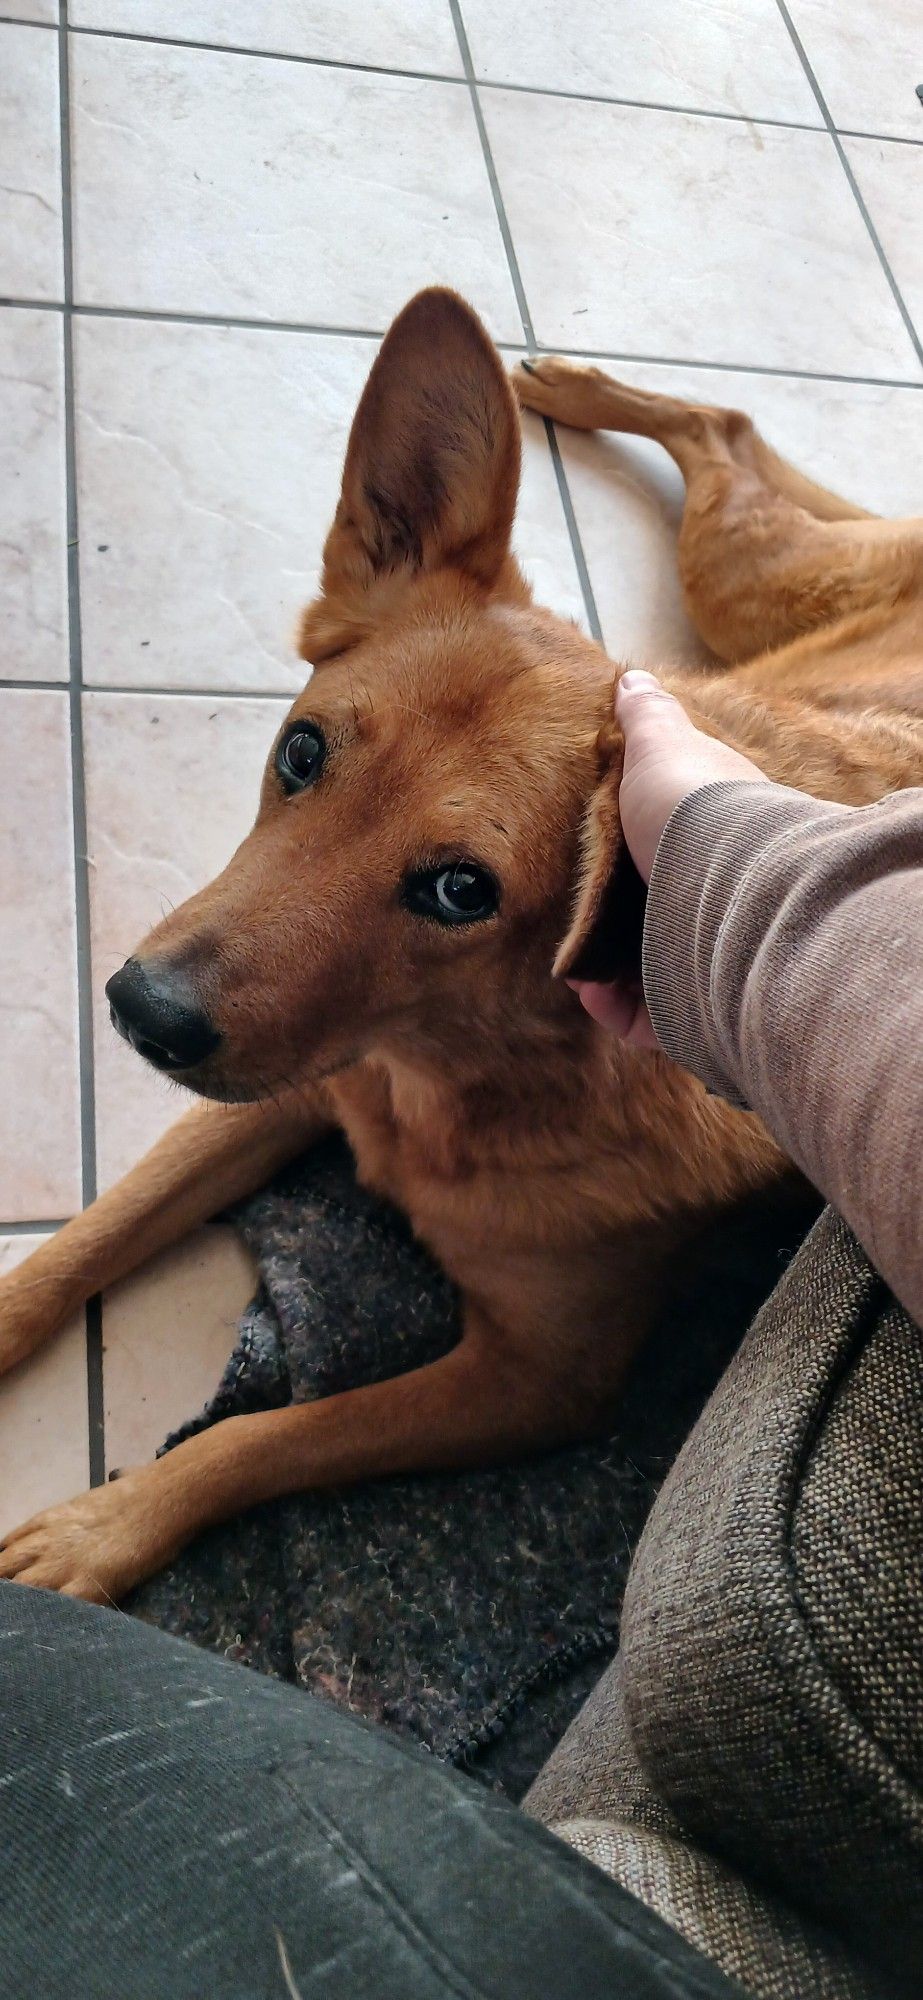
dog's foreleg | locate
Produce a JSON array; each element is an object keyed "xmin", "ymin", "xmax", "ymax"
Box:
[
  {"xmin": 0, "ymin": 1314, "xmax": 576, "ymax": 1600},
  {"xmin": 0, "ymin": 1091, "xmax": 330, "ymax": 1376}
]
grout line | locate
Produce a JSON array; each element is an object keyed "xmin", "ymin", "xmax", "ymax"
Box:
[
  {"xmin": 446, "ymin": 0, "xmax": 535, "ymax": 342},
  {"xmin": 543, "ymin": 422, "xmax": 604, "ymax": 644},
  {"xmin": 85, "ymin": 1296, "xmax": 104, "ymax": 1472},
  {"xmin": 4, "ymin": 16, "xmax": 825, "ymax": 133},
  {"xmin": 838, "ymin": 128, "xmax": 923, "ymax": 149},
  {"xmin": 447, "ymin": 0, "xmax": 604, "ymax": 643},
  {"xmin": 57, "ymin": 18, "xmax": 471, "ymax": 83},
  {"xmin": 0, "ymin": 297, "xmax": 398, "ymax": 340},
  {"xmin": 58, "ymin": 0, "xmax": 105, "ymax": 1489},
  {"xmin": 82, "ymin": 684, "xmax": 294, "ymax": 702},
  {"xmin": 538, "ymin": 351, "xmax": 922, "ymax": 389},
  {"xmin": 86, "ymin": 683, "xmax": 293, "ymax": 702},
  {"xmin": 0, "ymin": 1218, "xmax": 72, "ymax": 1235},
  {"xmin": 478, "ymin": 75, "xmax": 827, "ymax": 133},
  {"xmin": 35, "ymin": 14, "xmax": 923, "ymax": 149},
  {"xmin": 0, "ymin": 677, "xmax": 295, "ymax": 698},
  {"xmin": 1, "ymin": 676, "xmax": 72, "ymax": 690},
  {"xmin": 535, "ymin": 349, "xmax": 923, "ymax": 390},
  {"xmin": 772, "ymin": 0, "xmax": 923, "ymax": 373},
  {"xmin": 7, "ymin": 14, "xmax": 923, "ymax": 149},
  {"xmin": 2, "ymin": 296, "xmax": 923, "ymax": 392}
]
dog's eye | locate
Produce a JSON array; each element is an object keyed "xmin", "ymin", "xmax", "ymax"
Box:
[
  {"xmin": 404, "ymin": 862, "xmax": 500, "ymax": 927},
  {"xmin": 276, "ymin": 723, "xmax": 326, "ymax": 794}
]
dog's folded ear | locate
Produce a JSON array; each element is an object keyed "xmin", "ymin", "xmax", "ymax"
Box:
[
  {"xmin": 554, "ymin": 723, "xmax": 648, "ymax": 985},
  {"xmin": 300, "ymin": 288, "xmax": 522, "ymax": 661}
]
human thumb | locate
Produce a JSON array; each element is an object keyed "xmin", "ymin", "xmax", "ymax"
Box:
[
  {"xmin": 616, "ymin": 669, "xmax": 698, "ymax": 763},
  {"xmin": 614, "ymin": 669, "xmax": 768, "ymax": 881}
]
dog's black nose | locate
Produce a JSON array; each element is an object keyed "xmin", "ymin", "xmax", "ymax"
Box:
[{"xmin": 105, "ymin": 958, "xmax": 221, "ymax": 1073}]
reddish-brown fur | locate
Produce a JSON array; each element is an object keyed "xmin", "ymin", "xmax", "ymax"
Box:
[{"xmin": 1, "ymin": 291, "xmax": 921, "ymax": 1603}]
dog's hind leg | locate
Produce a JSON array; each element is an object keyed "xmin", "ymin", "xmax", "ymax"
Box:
[
  {"xmin": 0, "ymin": 1092, "xmax": 327, "ymax": 1376},
  {"xmin": 512, "ymin": 357, "xmax": 923, "ymax": 666},
  {"xmin": 512, "ymin": 357, "xmax": 872, "ymax": 519}
]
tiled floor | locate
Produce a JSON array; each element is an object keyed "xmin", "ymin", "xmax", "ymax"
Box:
[{"xmin": 1, "ymin": 2, "xmax": 921, "ymax": 1532}]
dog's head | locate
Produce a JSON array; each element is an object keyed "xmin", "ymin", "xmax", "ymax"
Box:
[{"xmin": 106, "ymin": 290, "xmax": 632, "ymax": 1101}]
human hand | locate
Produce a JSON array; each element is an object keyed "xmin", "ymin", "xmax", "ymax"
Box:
[{"xmin": 571, "ymin": 670, "xmax": 769, "ymax": 1044}]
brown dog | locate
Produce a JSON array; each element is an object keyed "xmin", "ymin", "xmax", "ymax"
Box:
[{"xmin": 1, "ymin": 288, "xmax": 921, "ymax": 1604}]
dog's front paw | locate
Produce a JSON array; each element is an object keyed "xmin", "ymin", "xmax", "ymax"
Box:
[{"xmin": 0, "ymin": 1471, "xmax": 171, "ymax": 1604}]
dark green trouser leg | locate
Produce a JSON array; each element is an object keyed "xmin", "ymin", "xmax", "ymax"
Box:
[{"xmin": 0, "ymin": 1584, "xmax": 745, "ymax": 2000}]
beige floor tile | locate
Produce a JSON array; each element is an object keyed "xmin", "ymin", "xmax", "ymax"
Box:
[
  {"xmin": 843, "ymin": 138, "xmax": 923, "ymax": 346},
  {"xmin": 0, "ymin": 0, "xmax": 58, "ymax": 20},
  {"xmin": 515, "ymin": 408, "xmax": 587, "ymax": 626},
  {"xmin": 787, "ymin": 0, "xmax": 923, "ymax": 141},
  {"xmin": 555, "ymin": 361, "xmax": 923, "ymax": 665},
  {"xmin": 74, "ymin": 317, "xmax": 339, "ymax": 695},
  {"xmin": 69, "ymin": 38, "xmax": 520, "ymax": 338},
  {"xmin": 74, "ymin": 318, "xmax": 583, "ymax": 694},
  {"xmin": 82, "ymin": 690, "xmax": 291, "ymax": 1188},
  {"xmin": 483, "ymin": 92, "xmax": 920, "ymax": 378},
  {"xmin": 0, "ymin": 690, "xmax": 82, "ymax": 1219},
  {"xmin": 0, "ymin": 23, "xmax": 63, "ymax": 302},
  {"xmin": 102, "ymin": 1223, "xmax": 258, "ymax": 1471},
  {"xmin": 0, "ymin": 308, "xmax": 68, "ymax": 683},
  {"xmin": 0, "ymin": 1234, "xmax": 89, "ymax": 1536},
  {"xmin": 70, "ymin": 0, "xmax": 463, "ymax": 72},
  {"xmin": 466, "ymin": 0, "xmax": 819, "ymax": 124}
]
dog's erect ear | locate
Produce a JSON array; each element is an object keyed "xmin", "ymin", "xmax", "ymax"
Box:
[
  {"xmin": 299, "ymin": 288, "xmax": 522, "ymax": 661},
  {"xmin": 554, "ymin": 724, "xmax": 648, "ymax": 985}
]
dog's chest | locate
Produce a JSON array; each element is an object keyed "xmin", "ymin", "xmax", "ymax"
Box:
[
  {"xmin": 332, "ymin": 1060, "xmax": 480, "ymax": 1207},
  {"xmin": 327, "ymin": 1057, "xmax": 618, "ymax": 1305}
]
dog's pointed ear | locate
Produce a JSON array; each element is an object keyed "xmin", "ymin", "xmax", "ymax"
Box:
[
  {"xmin": 554, "ymin": 724, "xmax": 648, "ymax": 985},
  {"xmin": 299, "ymin": 288, "xmax": 522, "ymax": 662}
]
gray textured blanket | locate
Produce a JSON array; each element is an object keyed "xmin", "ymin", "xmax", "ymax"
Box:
[{"xmin": 128, "ymin": 1136, "xmax": 813, "ymax": 1797}]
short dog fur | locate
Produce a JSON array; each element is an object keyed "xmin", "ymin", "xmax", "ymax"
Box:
[{"xmin": 2, "ymin": 288, "xmax": 921, "ymax": 1602}]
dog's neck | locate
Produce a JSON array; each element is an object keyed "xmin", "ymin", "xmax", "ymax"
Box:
[
  {"xmin": 331, "ymin": 964, "xmax": 775, "ymax": 1227},
  {"xmin": 345, "ymin": 976, "xmax": 630, "ymax": 1170}
]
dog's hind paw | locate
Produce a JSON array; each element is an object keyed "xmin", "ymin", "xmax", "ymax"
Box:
[{"xmin": 509, "ymin": 355, "xmax": 610, "ymax": 430}]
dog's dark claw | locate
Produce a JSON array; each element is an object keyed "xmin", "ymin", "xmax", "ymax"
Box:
[{"xmin": 521, "ymin": 357, "xmax": 539, "ymax": 375}]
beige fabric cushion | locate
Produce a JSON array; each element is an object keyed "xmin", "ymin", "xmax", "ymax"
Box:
[
  {"xmin": 792, "ymin": 1302, "xmax": 922, "ymax": 1778},
  {"xmin": 524, "ymin": 1652, "xmax": 680, "ymax": 1835},
  {"xmin": 527, "ymin": 1212, "xmax": 921, "ymax": 1993},
  {"xmin": 553, "ymin": 1818, "xmax": 890, "ymax": 2000},
  {"xmin": 618, "ymin": 1210, "xmax": 922, "ymax": 1987},
  {"xmin": 527, "ymin": 1649, "xmax": 891, "ymax": 2000}
]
